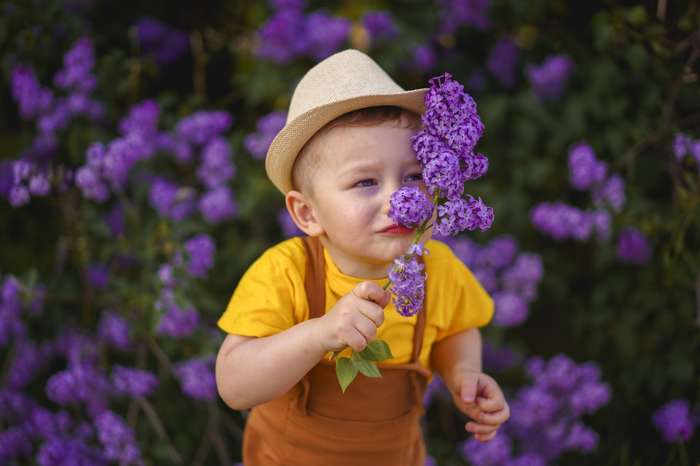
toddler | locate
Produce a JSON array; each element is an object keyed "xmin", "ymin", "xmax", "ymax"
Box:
[{"xmin": 215, "ymin": 49, "xmax": 510, "ymax": 466}]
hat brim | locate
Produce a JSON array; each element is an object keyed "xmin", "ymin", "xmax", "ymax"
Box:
[{"xmin": 265, "ymin": 88, "xmax": 428, "ymax": 194}]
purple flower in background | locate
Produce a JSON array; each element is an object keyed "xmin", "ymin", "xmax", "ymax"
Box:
[
  {"xmin": 389, "ymin": 186, "xmax": 434, "ymax": 227},
  {"xmin": 568, "ymin": 143, "xmax": 607, "ymax": 191},
  {"xmin": 278, "ymin": 208, "xmax": 303, "ymax": 237},
  {"xmin": 673, "ymin": 133, "xmax": 691, "ymax": 160},
  {"xmin": 37, "ymin": 436, "xmax": 108, "ymax": 466},
  {"xmin": 155, "ymin": 133, "xmax": 193, "ymax": 163},
  {"xmin": 0, "ymin": 426, "xmax": 33, "ymax": 463},
  {"xmin": 157, "ymin": 305, "xmax": 199, "ymax": 338},
  {"xmin": 95, "ymin": 410, "xmax": 144, "ymax": 465},
  {"xmin": 196, "ymin": 138, "xmax": 235, "ymax": 189},
  {"xmin": 592, "ymin": 174, "xmax": 625, "ymax": 213},
  {"xmin": 112, "ymin": 366, "xmax": 159, "ymax": 398},
  {"xmin": 388, "ymin": 244, "xmax": 428, "ymax": 316},
  {"xmin": 487, "ymin": 38, "xmax": 519, "ymax": 88},
  {"xmin": 476, "ymin": 235, "xmax": 517, "ymax": 269},
  {"xmin": 10, "ymin": 65, "xmax": 53, "ymax": 120},
  {"xmin": 465, "ymin": 69, "xmax": 487, "ymax": 92},
  {"xmin": 362, "ymin": 10, "xmax": 399, "ymax": 43},
  {"xmin": 105, "ymin": 202, "xmax": 125, "ymax": 236},
  {"xmin": 87, "ymin": 263, "xmax": 110, "ymax": 289},
  {"xmin": 5, "ymin": 339, "xmax": 51, "ymax": 389},
  {"xmin": 184, "ymin": 233, "xmax": 215, "ymax": 278},
  {"xmin": 506, "ymin": 453, "xmax": 546, "ymax": 466},
  {"xmin": 175, "ymin": 111, "xmax": 233, "ymax": 146},
  {"xmin": 616, "ymin": 227, "xmax": 651, "ymax": 264},
  {"xmin": 423, "ymin": 376, "xmax": 446, "ymax": 406},
  {"xmin": 148, "ymin": 177, "xmax": 197, "ymax": 221},
  {"xmin": 652, "ymin": 399, "xmax": 695, "ymax": 443},
  {"xmin": 174, "ymin": 355, "xmax": 217, "ymax": 400},
  {"xmin": 526, "ymin": 54, "xmax": 575, "ymax": 101},
  {"xmin": 198, "ymin": 185, "xmax": 237, "ymax": 223},
  {"xmin": 483, "ymin": 342, "xmax": 519, "ymax": 373},
  {"xmin": 135, "ymin": 17, "xmax": 189, "ymax": 65},
  {"xmin": 460, "ymin": 430, "xmax": 512, "ymax": 465},
  {"xmin": 244, "ymin": 111, "xmax": 286, "ymax": 159},
  {"xmin": 54, "ymin": 37, "xmax": 96, "ymax": 94},
  {"xmin": 493, "ymin": 291, "xmax": 528, "ymax": 327},
  {"xmin": 305, "ymin": 11, "xmax": 351, "ymax": 60},
  {"xmin": 530, "ymin": 202, "xmax": 594, "ymax": 241},
  {"xmin": 411, "ymin": 44, "xmax": 437, "ymax": 72},
  {"xmin": 256, "ymin": 8, "xmax": 310, "ymax": 63},
  {"xmin": 438, "ymin": 0, "xmax": 490, "ymax": 34},
  {"xmin": 97, "ymin": 310, "xmax": 132, "ymax": 350},
  {"xmin": 45, "ymin": 363, "xmax": 111, "ymax": 409},
  {"xmin": 119, "ymin": 99, "xmax": 160, "ymax": 137}
]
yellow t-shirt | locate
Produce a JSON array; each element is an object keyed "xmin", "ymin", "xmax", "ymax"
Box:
[{"xmin": 217, "ymin": 237, "xmax": 493, "ymax": 372}]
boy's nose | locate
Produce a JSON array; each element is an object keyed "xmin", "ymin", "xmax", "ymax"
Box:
[{"xmin": 380, "ymin": 179, "xmax": 403, "ymax": 215}]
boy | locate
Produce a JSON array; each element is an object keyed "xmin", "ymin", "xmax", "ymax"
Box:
[{"xmin": 215, "ymin": 49, "xmax": 509, "ymax": 466}]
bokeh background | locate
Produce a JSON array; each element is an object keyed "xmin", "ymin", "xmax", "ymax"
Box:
[{"xmin": 1, "ymin": 0, "xmax": 699, "ymax": 465}]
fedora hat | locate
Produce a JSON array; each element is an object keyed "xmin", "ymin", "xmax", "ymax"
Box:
[{"xmin": 265, "ymin": 49, "xmax": 427, "ymax": 194}]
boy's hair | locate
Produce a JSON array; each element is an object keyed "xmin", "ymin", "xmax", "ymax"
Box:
[{"xmin": 291, "ymin": 105, "xmax": 422, "ymax": 196}]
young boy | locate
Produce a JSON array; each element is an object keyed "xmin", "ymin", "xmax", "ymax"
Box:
[{"xmin": 215, "ymin": 49, "xmax": 510, "ymax": 466}]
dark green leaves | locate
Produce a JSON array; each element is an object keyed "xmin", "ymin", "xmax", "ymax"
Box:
[{"xmin": 334, "ymin": 339, "xmax": 394, "ymax": 392}]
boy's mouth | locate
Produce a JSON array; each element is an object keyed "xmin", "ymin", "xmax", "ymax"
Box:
[{"xmin": 379, "ymin": 224, "xmax": 415, "ymax": 235}]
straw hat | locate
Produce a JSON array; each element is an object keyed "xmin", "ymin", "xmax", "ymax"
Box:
[{"xmin": 265, "ymin": 49, "xmax": 427, "ymax": 194}]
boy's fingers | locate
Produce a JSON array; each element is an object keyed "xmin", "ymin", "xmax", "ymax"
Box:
[
  {"xmin": 466, "ymin": 422, "xmax": 499, "ymax": 435},
  {"xmin": 475, "ymin": 409, "xmax": 509, "ymax": 426},
  {"xmin": 343, "ymin": 327, "xmax": 368, "ymax": 352},
  {"xmin": 357, "ymin": 300, "xmax": 385, "ymax": 327},
  {"xmin": 477, "ymin": 394, "xmax": 508, "ymax": 413},
  {"xmin": 353, "ymin": 282, "xmax": 391, "ymax": 308}
]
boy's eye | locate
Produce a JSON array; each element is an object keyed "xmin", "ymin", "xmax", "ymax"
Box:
[
  {"xmin": 405, "ymin": 173, "xmax": 423, "ymax": 182},
  {"xmin": 354, "ymin": 179, "xmax": 376, "ymax": 187}
]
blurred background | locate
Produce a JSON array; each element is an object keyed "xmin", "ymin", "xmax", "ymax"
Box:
[{"xmin": 1, "ymin": 0, "xmax": 699, "ymax": 465}]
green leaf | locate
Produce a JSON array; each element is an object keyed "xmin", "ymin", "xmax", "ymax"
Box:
[
  {"xmin": 350, "ymin": 352, "xmax": 382, "ymax": 378},
  {"xmin": 336, "ymin": 357, "xmax": 358, "ymax": 393},
  {"xmin": 358, "ymin": 339, "xmax": 394, "ymax": 361}
]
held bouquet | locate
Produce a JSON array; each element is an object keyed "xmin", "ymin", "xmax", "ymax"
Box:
[{"xmin": 334, "ymin": 73, "xmax": 495, "ymax": 391}]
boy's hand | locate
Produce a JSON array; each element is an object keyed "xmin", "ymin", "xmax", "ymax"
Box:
[
  {"xmin": 450, "ymin": 370, "xmax": 510, "ymax": 442},
  {"xmin": 315, "ymin": 281, "xmax": 391, "ymax": 353}
]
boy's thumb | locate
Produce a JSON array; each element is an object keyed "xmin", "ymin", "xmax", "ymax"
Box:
[
  {"xmin": 461, "ymin": 380, "xmax": 477, "ymax": 404},
  {"xmin": 353, "ymin": 281, "xmax": 391, "ymax": 308}
]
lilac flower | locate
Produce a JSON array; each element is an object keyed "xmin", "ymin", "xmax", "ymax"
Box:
[
  {"xmin": 37, "ymin": 436, "xmax": 108, "ymax": 466},
  {"xmin": 135, "ymin": 17, "xmax": 189, "ymax": 65},
  {"xmin": 244, "ymin": 111, "xmax": 286, "ymax": 159},
  {"xmin": 174, "ymin": 355, "xmax": 217, "ymax": 400},
  {"xmin": 155, "ymin": 133, "xmax": 193, "ymax": 163},
  {"xmin": 493, "ymin": 291, "xmax": 528, "ymax": 327},
  {"xmin": 411, "ymin": 44, "xmax": 437, "ymax": 72},
  {"xmin": 460, "ymin": 430, "xmax": 512, "ymax": 465},
  {"xmin": 196, "ymin": 138, "xmax": 235, "ymax": 189},
  {"xmin": 672, "ymin": 132, "xmax": 691, "ymax": 160},
  {"xmin": 422, "ymin": 149, "xmax": 465, "ymax": 199},
  {"xmin": 388, "ymin": 245, "xmax": 428, "ymax": 317},
  {"xmin": 501, "ymin": 253, "xmax": 543, "ymax": 301},
  {"xmin": 278, "ymin": 208, "xmax": 303, "ymax": 237},
  {"xmin": 112, "ymin": 366, "xmax": 159, "ymax": 397},
  {"xmin": 592, "ymin": 174, "xmax": 625, "ymax": 212},
  {"xmin": 435, "ymin": 196, "xmax": 493, "ymax": 236},
  {"xmin": 87, "ymin": 263, "xmax": 110, "ymax": 289},
  {"xmin": 305, "ymin": 11, "xmax": 351, "ymax": 60},
  {"xmin": 564, "ymin": 422, "xmax": 599, "ymax": 452},
  {"xmin": 184, "ymin": 233, "xmax": 215, "ymax": 278},
  {"xmin": 616, "ymin": 227, "xmax": 651, "ymax": 264},
  {"xmin": 0, "ymin": 426, "xmax": 34, "ymax": 464},
  {"xmin": 530, "ymin": 202, "xmax": 594, "ymax": 241},
  {"xmin": 506, "ymin": 453, "xmax": 546, "ymax": 466},
  {"xmin": 591, "ymin": 209, "xmax": 612, "ymax": 241},
  {"xmin": 483, "ymin": 342, "xmax": 519, "ymax": 373},
  {"xmin": 119, "ymin": 99, "xmax": 160, "ymax": 137},
  {"xmin": 487, "ymin": 38, "xmax": 519, "ymax": 88},
  {"xmin": 97, "ymin": 311, "xmax": 132, "ymax": 351},
  {"xmin": 54, "ymin": 37, "xmax": 96, "ymax": 94},
  {"xmin": 568, "ymin": 143, "xmax": 607, "ymax": 190},
  {"xmin": 475, "ymin": 234, "xmax": 517, "ymax": 269},
  {"xmin": 526, "ymin": 54, "xmax": 575, "ymax": 101},
  {"xmin": 105, "ymin": 202, "xmax": 125, "ymax": 236},
  {"xmin": 157, "ymin": 305, "xmax": 199, "ymax": 338},
  {"xmin": 198, "ymin": 185, "xmax": 237, "ymax": 223},
  {"xmin": 10, "ymin": 65, "xmax": 53, "ymax": 120},
  {"xmin": 95, "ymin": 410, "xmax": 144, "ymax": 465},
  {"xmin": 438, "ymin": 0, "xmax": 490, "ymax": 34},
  {"xmin": 45, "ymin": 363, "xmax": 111, "ymax": 408},
  {"xmin": 148, "ymin": 177, "xmax": 197, "ymax": 221},
  {"xmin": 362, "ymin": 10, "xmax": 399, "ymax": 43},
  {"xmin": 652, "ymin": 399, "xmax": 695, "ymax": 443},
  {"xmin": 5, "ymin": 338, "xmax": 51, "ymax": 389},
  {"xmin": 175, "ymin": 111, "xmax": 233, "ymax": 146},
  {"xmin": 389, "ymin": 186, "xmax": 434, "ymax": 227},
  {"xmin": 256, "ymin": 9, "xmax": 310, "ymax": 63},
  {"xmin": 53, "ymin": 329, "xmax": 100, "ymax": 366}
]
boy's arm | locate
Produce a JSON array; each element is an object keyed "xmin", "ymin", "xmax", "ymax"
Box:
[
  {"xmin": 215, "ymin": 318, "xmax": 326, "ymax": 411},
  {"xmin": 430, "ymin": 326, "xmax": 482, "ymax": 392}
]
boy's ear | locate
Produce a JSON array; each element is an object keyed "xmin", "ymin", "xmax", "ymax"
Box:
[{"xmin": 285, "ymin": 190, "xmax": 324, "ymax": 237}]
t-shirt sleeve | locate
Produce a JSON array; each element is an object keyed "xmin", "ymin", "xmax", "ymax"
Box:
[
  {"xmin": 217, "ymin": 244, "xmax": 304, "ymax": 337},
  {"xmin": 434, "ymin": 245, "xmax": 494, "ymax": 341}
]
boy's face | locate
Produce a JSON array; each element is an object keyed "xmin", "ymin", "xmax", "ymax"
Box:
[{"xmin": 289, "ymin": 120, "xmax": 433, "ymax": 278}]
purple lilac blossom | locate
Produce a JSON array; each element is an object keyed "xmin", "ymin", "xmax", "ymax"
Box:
[
  {"xmin": 278, "ymin": 208, "xmax": 304, "ymax": 236},
  {"xmin": 388, "ymin": 244, "xmax": 428, "ymax": 316},
  {"xmin": 135, "ymin": 17, "xmax": 189, "ymax": 65},
  {"xmin": 244, "ymin": 111, "xmax": 286, "ymax": 159},
  {"xmin": 174, "ymin": 355, "xmax": 217, "ymax": 400},
  {"xmin": 198, "ymin": 185, "xmax": 237, "ymax": 223},
  {"xmin": 487, "ymin": 38, "xmax": 519, "ymax": 88},
  {"xmin": 87, "ymin": 263, "xmax": 110, "ymax": 289},
  {"xmin": 112, "ymin": 366, "xmax": 159, "ymax": 397},
  {"xmin": 435, "ymin": 196, "xmax": 493, "ymax": 236},
  {"xmin": 493, "ymin": 291, "xmax": 528, "ymax": 327},
  {"xmin": 175, "ymin": 111, "xmax": 233, "ymax": 146},
  {"xmin": 673, "ymin": 132, "xmax": 691, "ymax": 160},
  {"xmin": 483, "ymin": 341, "xmax": 519, "ymax": 373},
  {"xmin": 389, "ymin": 186, "xmax": 434, "ymax": 227},
  {"xmin": 148, "ymin": 177, "xmax": 197, "ymax": 221},
  {"xmin": 591, "ymin": 209, "xmax": 612, "ymax": 241},
  {"xmin": 475, "ymin": 234, "xmax": 517, "ymax": 269},
  {"xmin": 305, "ymin": 11, "xmax": 351, "ymax": 60},
  {"xmin": 460, "ymin": 430, "xmax": 512, "ymax": 465},
  {"xmin": 45, "ymin": 363, "xmax": 111, "ymax": 410},
  {"xmin": 5, "ymin": 338, "xmax": 51, "ymax": 389},
  {"xmin": 97, "ymin": 311, "xmax": 132, "ymax": 351},
  {"xmin": 0, "ymin": 426, "xmax": 34, "ymax": 463},
  {"xmin": 616, "ymin": 227, "xmax": 652, "ymax": 264},
  {"xmin": 95, "ymin": 410, "xmax": 144, "ymax": 465},
  {"xmin": 411, "ymin": 44, "xmax": 437, "ymax": 72},
  {"xmin": 37, "ymin": 436, "xmax": 108, "ymax": 466},
  {"xmin": 362, "ymin": 10, "xmax": 399, "ymax": 43},
  {"xmin": 53, "ymin": 37, "xmax": 96, "ymax": 94},
  {"xmin": 196, "ymin": 138, "xmax": 235, "ymax": 188},
  {"xmin": 506, "ymin": 452, "xmax": 546, "ymax": 466},
  {"xmin": 157, "ymin": 305, "xmax": 200, "ymax": 338},
  {"xmin": 155, "ymin": 132, "xmax": 193, "ymax": 163},
  {"xmin": 183, "ymin": 233, "xmax": 215, "ymax": 278},
  {"xmin": 119, "ymin": 99, "xmax": 160, "ymax": 137},
  {"xmin": 652, "ymin": 399, "xmax": 695, "ymax": 443},
  {"xmin": 256, "ymin": 8, "xmax": 310, "ymax": 63},
  {"xmin": 568, "ymin": 143, "xmax": 607, "ymax": 190},
  {"xmin": 526, "ymin": 54, "xmax": 575, "ymax": 101},
  {"xmin": 530, "ymin": 202, "xmax": 594, "ymax": 241},
  {"xmin": 591, "ymin": 174, "xmax": 625, "ymax": 212},
  {"xmin": 105, "ymin": 202, "xmax": 125, "ymax": 236},
  {"xmin": 438, "ymin": 0, "xmax": 490, "ymax": 34},
  {"xmin": 10, "ymin": 65, "xmax": 53, "ymax": 120}
]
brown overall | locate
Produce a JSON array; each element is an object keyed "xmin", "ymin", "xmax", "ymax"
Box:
[{"xmin": 241, "ymin": 236, "xmax": 431, "ymax": 465}]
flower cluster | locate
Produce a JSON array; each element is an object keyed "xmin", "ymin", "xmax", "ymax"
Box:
[
  {"xmin": 173, "ymin": 355, "xmax": 217, "ymax": 401},
  {"xmin": 388, "ymin": 244, "xmax": 428, "ymax": 317},
  {"xmin": 487, "ymin": 37, "xmax": 519, "ymax": 88},
  {"xmin": 460, "ymin": 354, "xmax": 610, "ymax": 465},
  {"xmin": 244, "ymin": 111, "xmax": 287, "ymax": 159},
  {"xmin": 437, "ymin": 0, "xmax": 490, "ymax": 34},
  {"xmin": 135, "ymin": 17, "xmax": 189, "ymax": 65},
  {"xmin": 362, "ymin": 10, "xmax": 399, "ymax": 45},
  {"xmin": 652, "ymin": 399, "xmax": 696, "ymax": 443},
  {"xmin": 526, "ymin": 54, "xmax": 575, "ymax": 101},
  {"xmin": 674, "ymin": 132, "xmax": 700, "ymax": 174},
  {"xmin": 256, "ymin": 0, "xmax": 350, "ymax": 63},
  {"xmin": 7, "ymin": 37, "xmax": 104, "ymax": 207}
]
